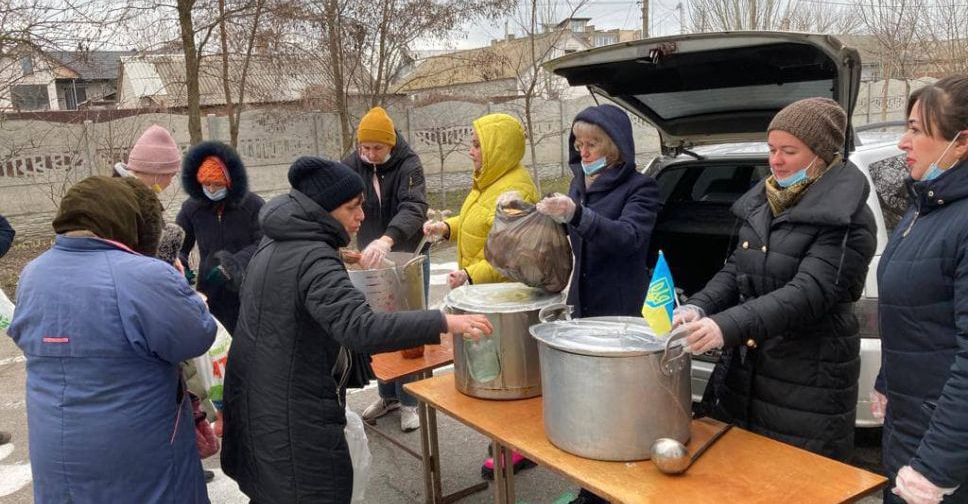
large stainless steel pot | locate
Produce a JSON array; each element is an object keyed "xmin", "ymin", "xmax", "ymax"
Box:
[
  {"xmin": 346, "ymin": 252, "xmax": 426, "ymax": 312},
  {"xmin": 529, "ymin": 308, "xmax": 691, "ymax": 461},
  {"xmin": 445, "ymin": 283, "xmax": 564, "ymax": 400}
]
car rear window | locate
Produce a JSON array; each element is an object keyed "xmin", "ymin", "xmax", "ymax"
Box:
[
  {"xmin": 657, "ymin": 162, "xmax": 769, "ymax": 204},
  {"xmin": 868, "ymin": 154, "xmax": 909, "ymax": 233}
]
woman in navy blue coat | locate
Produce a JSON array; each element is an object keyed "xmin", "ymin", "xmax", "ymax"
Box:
[
  {"xmin": 536, "ymin": 104, "xmax": 660, "ymax": 504},
  {"xmin": 876, "ymin": 75, "xmax": 968, "ymax": 504},
  {"xmin": 536, "ymin": 104, "xmax": 660, "ymax": 319}
]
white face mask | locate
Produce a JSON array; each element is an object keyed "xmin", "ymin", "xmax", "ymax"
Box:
[{"xmin": 360, "ymin": 150, "xmax": 389, "ymax": 165}]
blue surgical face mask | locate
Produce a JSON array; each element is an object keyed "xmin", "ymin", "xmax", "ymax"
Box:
[
  {"xmin": 773, "ymin": 156, "xmax": 817, "ymax": 188},
  {"xmin": 203, "ymin": 187, "xmax": 228, "ymax": 201},
  {"xmin": 581, "ymin": 157, "xmax": 607, "ymax": 176},
  {"xmin": 921, "ymin": 133, "xmax": 962, "ymax": 182}
]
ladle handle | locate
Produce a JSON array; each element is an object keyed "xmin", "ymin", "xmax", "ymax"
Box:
[{"xmin": 686, "ymin": 423, "xmax": 734, "ymax": 470}]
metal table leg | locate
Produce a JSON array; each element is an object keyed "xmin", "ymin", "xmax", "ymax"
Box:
[{"xmin": 418, "ymin": 400, "xmax": 434, "ymax": 504}]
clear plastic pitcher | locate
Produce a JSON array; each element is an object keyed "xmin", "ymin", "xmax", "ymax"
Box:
[{"xmin": 463, "ymin": 334, "xmax": 501, "ymax": 383}]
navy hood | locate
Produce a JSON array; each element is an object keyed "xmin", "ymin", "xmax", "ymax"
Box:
[
  {"xmin": 568, "ymin": 104, "xmax": 636, "ymax": 174},
  {"xmin": 181, "ymin": 141, "xmax": 250, "ymax": 205}
]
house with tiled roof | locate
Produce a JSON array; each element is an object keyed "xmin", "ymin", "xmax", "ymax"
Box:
[
  {"xmin": 116, "ymin": 53, "xmax": 338, "ymax": 111},
  {"xmin": 395, "ymin": 29, "xmax": 592, "ymax": 101},
  {"xmin": 0, "ymin": 49, "xmax": 132, "ymax": 111}
]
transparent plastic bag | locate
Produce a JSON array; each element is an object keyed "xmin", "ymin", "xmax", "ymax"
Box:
[
  {"xmin": 190, "ymin": 318, "xmax": 232, "ymax": 409},
  {"xmin": 344, "ymin": 408, "xmax": 372, "ymax": 503},
  {"xmin": 463, "ymin": 334, "xmax": 501, "ymax": 382},
  {"xmin": 0, "ymin": 288, "xmax": 14, "ymax": 332},
  {"xmin": 485, "ymin": 192, "xmax": 573, "ymax": 293}
]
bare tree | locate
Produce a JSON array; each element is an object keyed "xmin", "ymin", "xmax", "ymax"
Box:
[
  {"xmin": 217, "ymin": 0, "xmax": 268, "ymax": 147},
  {"xmin": 685, "ymin": 0, "xmax": 858, "ymax": 33},
  {"xmin": 281, "ymin": 0, "xmax": 512, "ymax": 153},
  {"xmin": 508, "ymin": 0, "xmax": 588, "ymax": 194},
  {"xmin": 858, "ymin": 0, "xmax": 924, "ymax": 119},
  {"xmin": 921, "ymin": 0, "xmax": 968, "ymax": 76}
]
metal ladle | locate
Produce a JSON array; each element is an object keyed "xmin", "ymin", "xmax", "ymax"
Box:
[{"xmin": 650, "ymin": 423, "xmax": 734, "ymax": 475}]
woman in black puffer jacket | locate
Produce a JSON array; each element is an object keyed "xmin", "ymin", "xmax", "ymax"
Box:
[
  {"xmin": 221, "ymin": 157, "xmax": 492, "ymax": 504},
  {"xmin": 876, "ymin": 76, "xmax": 968, "ymax": 504},
  {"xmin": 177, "ymin": 141, "xmax": 264, "ymax": 333},
  {"xmin": 677, "ymin": 97, "xmax": 877, "ymax": 461}
]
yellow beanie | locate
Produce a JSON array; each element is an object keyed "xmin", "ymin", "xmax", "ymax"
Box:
[{"xmin": 357, "ymin": 107, "xmax": 397, "ymax": 147}]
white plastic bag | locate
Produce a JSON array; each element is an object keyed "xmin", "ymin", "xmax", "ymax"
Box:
[
  {"xmin": 0, "ymin": 288, "xmax": 15, "ymax": 332},
  {"xmin": 344, "ymin": 408, "xmax": 372, "ymax": 503},
  {"xmin": 190, "ymin": 317, "xmax": 232, "ymax": 409}
]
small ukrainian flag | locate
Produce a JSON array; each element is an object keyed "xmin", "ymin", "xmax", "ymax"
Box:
[{"xmin": 642, "ymin": 251, "xmax": 676, "ymax": 336}]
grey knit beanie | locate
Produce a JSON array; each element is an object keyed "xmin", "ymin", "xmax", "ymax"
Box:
[
  {"xmin": 287, "ymin": 156, "xmax": 364, "ymax": 212},
  {"xmin": 768, "ymin": 97, "xmax": 847, "ymax": 164}
]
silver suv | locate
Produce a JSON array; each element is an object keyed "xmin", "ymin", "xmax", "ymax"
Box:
[{"xmin": 547, "ymin": 31, "xmax": 906, "ymax": 428}]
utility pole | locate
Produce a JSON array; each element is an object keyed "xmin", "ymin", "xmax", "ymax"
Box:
[
  {"xmin": 641, "ymin": 0, "xmax": 649, "ymax": 38},
  {"xmin": 677, "ymin": 2, "xmax": 684, "ymax": 34}
]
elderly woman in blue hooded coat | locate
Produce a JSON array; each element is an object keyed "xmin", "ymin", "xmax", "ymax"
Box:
[
  {"xmin": 537, "ymin": 103, "xmax": 660, "ymax": 318},
  {"xmin": 8, "ymin": 176, "xmax": 217, "ymax": 504},
  {"xmin": 536, "ymin": 104, "xmax": 660, "ymax": 504}
]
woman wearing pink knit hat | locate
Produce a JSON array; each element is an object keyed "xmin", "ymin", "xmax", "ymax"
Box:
[{"xmin": 114, "ymin": 124, "xmax": 182, "ymax": 192}]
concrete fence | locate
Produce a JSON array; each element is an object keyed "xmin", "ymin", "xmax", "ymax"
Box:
[{"xmin": 0, "ymin": 79, "xmax": 928, "ymax": 239}]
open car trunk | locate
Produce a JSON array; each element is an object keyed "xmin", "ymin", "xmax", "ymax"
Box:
[{"xmin": 649, "ymin": 159, "xmax": 771, "ymax": 296}]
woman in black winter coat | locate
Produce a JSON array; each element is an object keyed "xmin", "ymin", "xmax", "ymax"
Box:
[
  {"xmin": 875, "ymin": 76, "xmax": 968, "ymax": 504},
  {"xmin": 676, "ymin": 97, "xmax": 877, "ymax": 461},
  {"xmin": 220, "ymin": 157, "xmax": 491, "ymax": 504},
  {"xmin": 177, "ymin": 141, "xmax": 264, "ymax": 333}
]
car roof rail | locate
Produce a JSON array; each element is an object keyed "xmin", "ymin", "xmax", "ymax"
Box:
[
  {"xmin": 854, "ymin": 120, "xmax": 906, "ymax": 146},
  {"xmin": 855, "ymin": 120, "xmax": 907, "ymax": 132}
]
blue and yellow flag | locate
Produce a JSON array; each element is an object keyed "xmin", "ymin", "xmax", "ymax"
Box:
[{"xmin": 642, "ymin": 251, "xmax": 676, "ymax": 335}]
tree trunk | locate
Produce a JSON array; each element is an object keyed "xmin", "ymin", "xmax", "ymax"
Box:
[
  {"xmin": 324, "ymin": 0, "xmax": 353, "ymax": 154},
  {"xmin": 178, "ymin": 0, "xmax": 204, "ymax": 144},
  {"xmin": 218, "ymin": 0, "xmax": 234, "ymax": 146}
]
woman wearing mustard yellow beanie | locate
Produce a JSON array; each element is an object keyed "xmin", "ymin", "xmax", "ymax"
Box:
[{"xmin": 342, "ymin": 106, "xmax": 431, "ymax": 432}]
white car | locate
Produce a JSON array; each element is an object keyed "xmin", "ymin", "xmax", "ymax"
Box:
[{"xmin": 546, "ymin": 31, "xmax": 907, "ymax": 428}]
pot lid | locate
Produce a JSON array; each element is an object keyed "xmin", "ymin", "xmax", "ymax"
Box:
[
  {"xmin": 530, "ymin": 316, "xmax": 680, "ymax": 357},
  {"xmin": 445, "ymin": 283, "xmax": 564, "ymax": 313}
]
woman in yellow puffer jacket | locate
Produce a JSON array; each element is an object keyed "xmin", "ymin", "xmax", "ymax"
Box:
[{"xmin": 425, "ymin": 113, "xmax": 539, "ymax": 288}]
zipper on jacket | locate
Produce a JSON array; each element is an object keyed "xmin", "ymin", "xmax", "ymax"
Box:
[{"xmin": 902, "ymin": 209, "xmax": 920, "ymax": 238}]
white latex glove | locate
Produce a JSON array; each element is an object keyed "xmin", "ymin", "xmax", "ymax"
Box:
[
  {"xmin": 360, "ymin": 237, "xmax": 392, "ymax": 269},
  {"xmin": 682, "ymin": 317, "xmax": 725, "ymax": 355},
  {"xmin": 445, "ymin": 313, "xmax": 494, "ymax": 341},
  {"xmin": 447, "ymin": 269, "xmax": 469, "ymax": 289},
  {"xmin": 893, "ymin": 465, "xmax": 958, "ymax": 504},
  {"xmin": 423, "ymin": 220, "xmax": 449, "ymax": 242},
  {"xmin": 536, "ymin": 193, "xmax": 577, "ymax": 224},
  {"xmin": 871, "ymin": 390, "xmax": 888, "ymax": 421},
  {"xmin": 672, "ymin": 304, "xmax": 705, "ymax": 327},
  {"xmin": 496, "ymin": 190, "xmax": 522, "ymax": 207}
]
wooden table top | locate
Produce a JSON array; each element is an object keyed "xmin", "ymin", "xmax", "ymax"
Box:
[
  {"xmin": 370, "ymin": 333, "xmax": 454, "ymax": 382},
  {"xmin": 405, "ymin": 374, "xmax": 888, "ymax": 504}
]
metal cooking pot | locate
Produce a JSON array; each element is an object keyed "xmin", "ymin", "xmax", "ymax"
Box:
[
  {"xmin": 529, "ymin": 306, "xmax": 691, "ymax": 461},
  {"xmin": 346, "ymin": 252, "xmax": 426, "ymax": 313},
  {"xmin": 445, "ymin": 283, "xmax": 564, "ymax": 400}
]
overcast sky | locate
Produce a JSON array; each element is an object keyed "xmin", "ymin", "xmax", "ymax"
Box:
[{"xmin": 416, "ymin": 0, "xmax": 685, "ymax": 51}]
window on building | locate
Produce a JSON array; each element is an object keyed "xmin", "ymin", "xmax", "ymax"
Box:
[
  {"xmin": 595, "ymin": 35, "xmax": 618, "ymax": 46},
  {"xmin": 20, "ymin": 56, "xmax": 33, "ymax": 74},
  {"xmin": 11, "ymin": 85, "xmax": 50, "ymax": 110}
]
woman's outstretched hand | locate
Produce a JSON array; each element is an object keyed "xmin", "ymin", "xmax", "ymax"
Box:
[{"xmin": 445, "ymin": 314, "xmax": 494, "ymax": 341}]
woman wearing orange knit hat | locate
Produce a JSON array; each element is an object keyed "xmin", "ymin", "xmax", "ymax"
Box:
[
  {"xmin": 177, "ymin": 141, "xmax": 264, "ymax": 335},
  {"xmin": 342, "ymin": 106, "xmax": 431, "ymax": 432}
]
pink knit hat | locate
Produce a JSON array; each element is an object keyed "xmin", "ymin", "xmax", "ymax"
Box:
[{"xmin": 127, "ymin": 125, "xmax": 181, "ymax": 175}]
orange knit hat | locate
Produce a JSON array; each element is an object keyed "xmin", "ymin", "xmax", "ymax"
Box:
[
  {"xmin": 357, "ymin": 107, "xmax": 397, "ymax": 147},
  {"xmin": 196, "ymin": 156, "xmax": 231, "ymax": 187}
]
